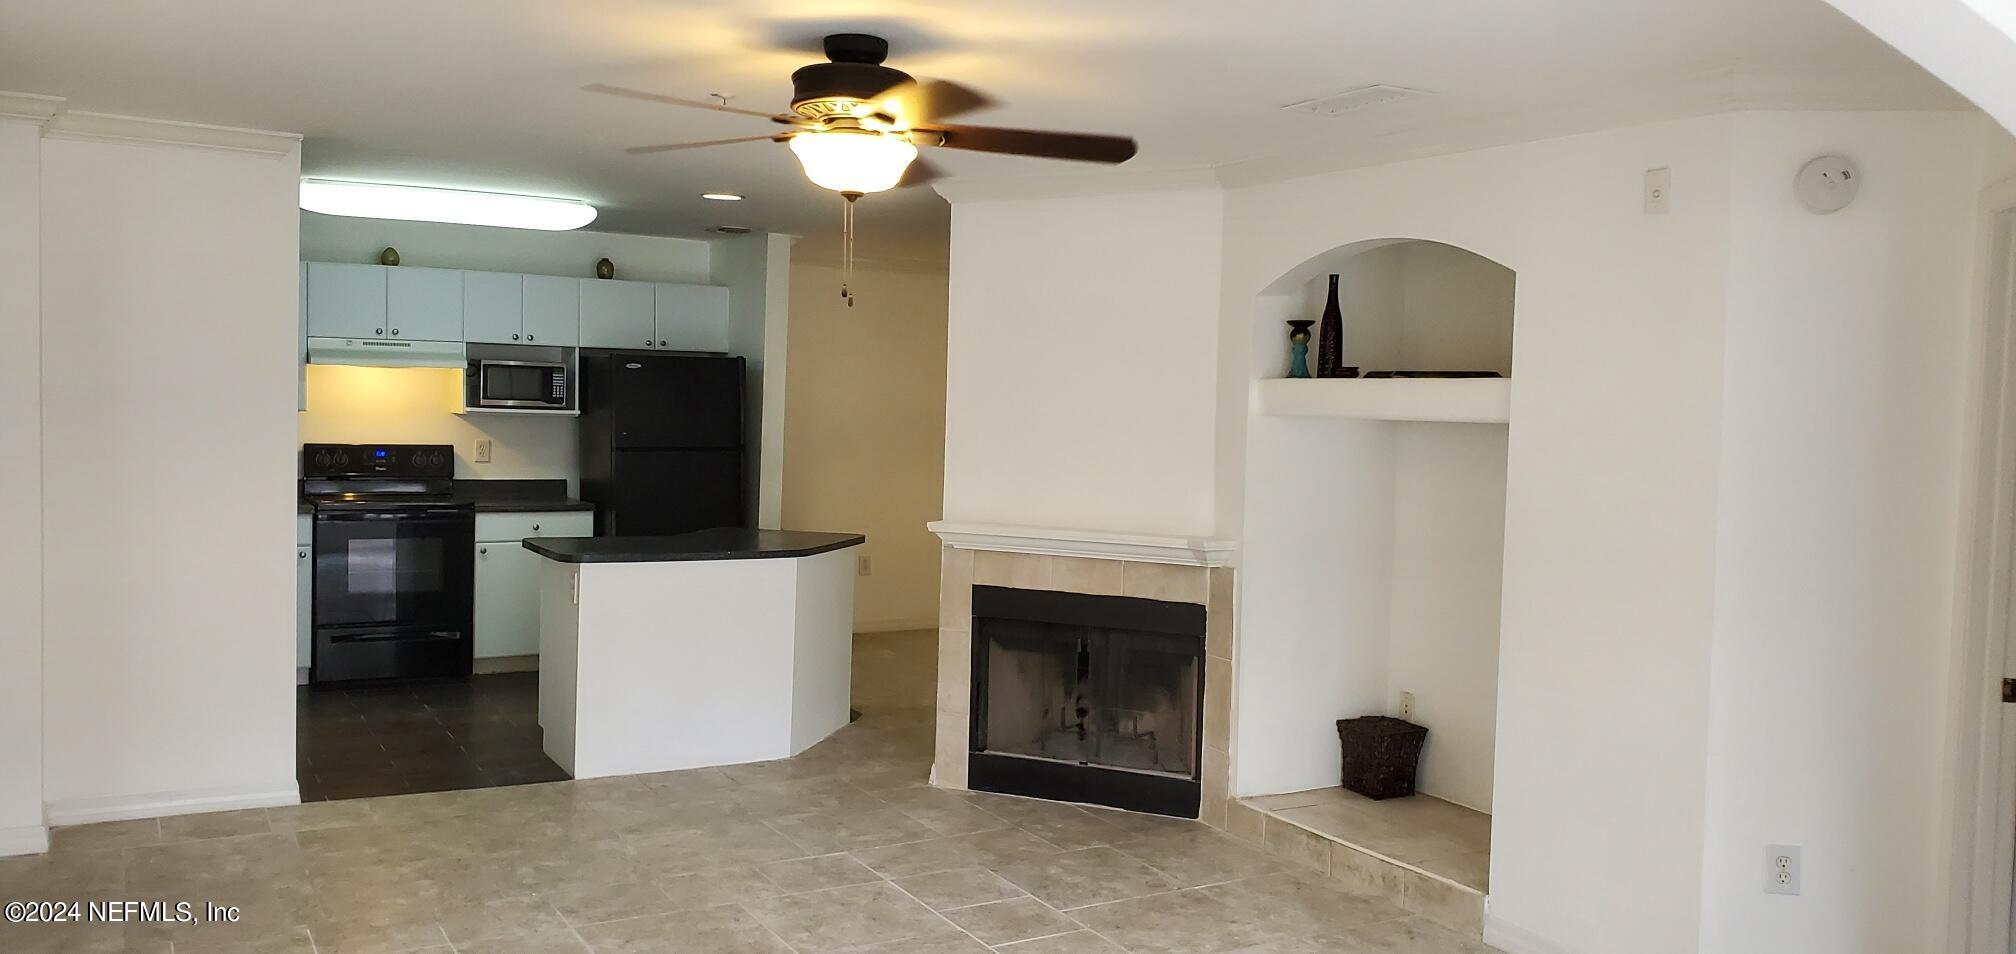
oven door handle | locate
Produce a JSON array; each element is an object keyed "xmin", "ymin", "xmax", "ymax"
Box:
[
  {"xmin": 325, "ymin": 630, "xmax": 464, "ymax": 644},
  {"xmin": 316, "ymin": 509, "xmax": 471, "ymax": 522}
]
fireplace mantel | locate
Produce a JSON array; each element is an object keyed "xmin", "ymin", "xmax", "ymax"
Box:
[{"xmin": 927, "ymin": 520, "xmax": 1237, "ymax": 568}]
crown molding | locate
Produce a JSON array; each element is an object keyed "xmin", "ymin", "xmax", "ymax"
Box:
[
  {"xmin": 0, "ymin": 91, "xmax": 64, "ymax": 124},
  {"xmin": 43, "ymin": 111, "xmax": 300, "ymax": 158},
  {"xmin": 932, "ymin": 165, "xmax": 1222, "ymax": 204}
]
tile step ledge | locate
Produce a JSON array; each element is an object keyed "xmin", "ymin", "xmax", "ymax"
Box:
[
  {"xmin": 928, "ymin": 520, "xmax": 1236, "ymax": 567},
  {"xmin": 1230, "ymin": 796, "xmax": 1488, "ymax": 937}
]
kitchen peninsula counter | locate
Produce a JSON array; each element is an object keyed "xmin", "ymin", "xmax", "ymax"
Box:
[{"xmin": 526, "ymin": 528, "xmax": 864, "ymax": 779}]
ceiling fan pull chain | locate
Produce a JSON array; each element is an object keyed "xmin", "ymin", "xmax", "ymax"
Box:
[{"xmin": 841, "ymin": 192, "xmax": 859, "ymax": 307}]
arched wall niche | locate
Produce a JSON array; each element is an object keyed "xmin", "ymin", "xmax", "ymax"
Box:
[
  {"xmin": 1234, "ymin": 234, "xmax": 1515, "ymax": 825},
  {"xmin": 1249, "ymin": 237, "xmax": 1517, "ymax": 383}
]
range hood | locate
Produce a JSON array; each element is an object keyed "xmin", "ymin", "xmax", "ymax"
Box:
[{"xmin": 307, "ymin": 336, "xmax": 466, "ymax": 369}]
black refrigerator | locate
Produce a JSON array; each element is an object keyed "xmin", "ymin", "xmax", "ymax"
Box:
[{"xmin": 579, "ymin": 351, "xmax": 747, "ymax": 536}]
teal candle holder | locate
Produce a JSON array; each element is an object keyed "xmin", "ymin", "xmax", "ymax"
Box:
[{"xmin": 1286, "ymin": 320, "xmax": 1314, "ymax": 379}]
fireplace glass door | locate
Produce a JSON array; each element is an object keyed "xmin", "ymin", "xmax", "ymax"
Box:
[{"xmin": 976, "ymin": 619, "xmax": 1201, "ymax": 778}]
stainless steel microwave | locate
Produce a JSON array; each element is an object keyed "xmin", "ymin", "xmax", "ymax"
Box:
[{"xmin": 471, "ymin": 359, "xmax": 569, "ymax": 409}]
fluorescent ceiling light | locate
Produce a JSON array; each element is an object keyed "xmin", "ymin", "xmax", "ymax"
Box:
[
  {"xmin": 701, "ymin": 192, "xmax": 744, "ymax": 201},
  {"xmin": 788, "ymin": 130, "xmax": 917, "ymax": 194},
  {"xmin": 300, "ymin": 180, "xmax": 597, "ymax": 231}
]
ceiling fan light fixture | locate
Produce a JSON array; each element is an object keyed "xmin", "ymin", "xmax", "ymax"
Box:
[
  {"xmin": 300, "ymin": 179, "xmax": 597, "ymax": 231},
  {"xmin": 788, "ymin": 130, "xmax": 917, "ymax": 195}
]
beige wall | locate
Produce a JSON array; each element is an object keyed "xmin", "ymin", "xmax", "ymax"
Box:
[
  {"xmin": 782, "ymin": 262, "xmax": 948, "ymax": 632},
  {"xmin": 0, "ymin": 116, "xmax": 45, "ymax": 852}
]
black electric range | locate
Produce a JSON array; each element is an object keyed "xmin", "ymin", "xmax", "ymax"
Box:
[{"xmin": 302, "ymin": 443, "xmax": 475, "ymax": 684}]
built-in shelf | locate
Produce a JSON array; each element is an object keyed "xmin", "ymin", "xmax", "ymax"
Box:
[
  {"xmin": 456, "ymin": 406, "xmax": 581, "ymax": 417},
  {"xmin": 1256, "ymin": 377, "xmax": 1510, "ymax": 424}
]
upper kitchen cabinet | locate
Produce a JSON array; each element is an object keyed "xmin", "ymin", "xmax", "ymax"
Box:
[
  {"xmin": 305, "ymin": 262, "xmax": 386, "ymax": 339},
  {"xmin": 655, "ymin": 283, "xmax": 731, "ymax": 352},
  {"xmin": 521, "ymin": 275, "xmax": 580, "ymax": 346},
  {"xmin": 462, "ymin": 271, "xmax": 523, "ymax": 344},
  {"xmin": 386, "ymin": 266, "xmax": 463, "ymax": 341},
  {"xmin": 579, "ymin": 278, "xmax": 657, "ymax": 349}
]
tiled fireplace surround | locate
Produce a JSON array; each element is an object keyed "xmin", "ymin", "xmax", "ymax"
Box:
[{"xmin": 928, "ymin": 526, "xmax": 1487, "ymax": 936}]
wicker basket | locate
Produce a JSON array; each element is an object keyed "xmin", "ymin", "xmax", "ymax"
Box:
[{"xmin": 1335, "ymin": 716, "xmax": 1428, "ymax": 800}]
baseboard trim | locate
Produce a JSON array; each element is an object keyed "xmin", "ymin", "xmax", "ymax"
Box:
[
  {"xmin": 856, "ymin": 617, "xmax": 938, "ymax": 634},
  {"xmin": 0, "ymin": 824, "xmax": 49, "ymax": 857},
  {"xmin": 474, "ymin": 654, "xmax": 539, "ymax": 674},
  {"xmin": 44, "ymin": 782, "xmax": 301, "ymax": 827},
  {"xmin": 1483, "ymin": 913, "xmax": 1579, "ymax": 954}
]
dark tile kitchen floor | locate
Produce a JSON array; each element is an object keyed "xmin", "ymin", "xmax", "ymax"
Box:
[{"xmin": 295, "ymin": 672, "xmax": 570, "ymax": 801}]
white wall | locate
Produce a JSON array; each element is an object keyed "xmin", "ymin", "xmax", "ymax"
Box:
[
  {"xmin": 713, "ymin": 232, "xmax": 794, "ymax": 528},
  {"xmin": 783, "ymin": 262, "xmax": 948, "ymax": 632},
  {"xmin": 40, "ymin": 132, "xmax": 302, "ymax": 819},
  {"xmin": 1386, "ymin": 423, "xmax": 1507, "ymax": 813},
  {"xmin": 939, "ymin": 185, "xmax": 1226, "ymax": 537},
  {"xmin": 0, "ymin": 115, "xmax": 46, "ymax": 853},
  {"xmin": 1696, "ymin": 110, "xmax": 1988, "ymax": 954},
  {"xmin": 301, "ymin": 212, "xmax": 712, "ymax": 281},
  {"xmin": 298, "ymin": 365, "xmax": 578, "ymax": 488}
]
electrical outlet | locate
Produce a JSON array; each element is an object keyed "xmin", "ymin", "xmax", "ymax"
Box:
[
  {"xmin": 1644, "ymin": 167, "xmax": 1672, "ymax": 214},
  {"xmin": 1397, "ymin": 691, "xmax": 1416, "ymax": 721},
  {"xmin": 474, "ymin": 438, "xmax": 493, "ymax": 463},
  {"xmin": 1764, "ymin": 845, "xmax": 1801, "ymax": 895},
  {"xmin": 857, "ymin": 555, "xmax": 872, "ymax": 577}
]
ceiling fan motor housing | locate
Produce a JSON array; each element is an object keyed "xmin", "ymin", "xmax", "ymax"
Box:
[{"xmin": 791, "ymin": 34, "xmax": 913, "ymax": 121}]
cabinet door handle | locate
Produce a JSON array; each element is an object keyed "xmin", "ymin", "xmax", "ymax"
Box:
[
  {"xmin": 512, "ymin": 333, "xmax": 520, "ymax": 341},
  {"xmin": 390, "ymin": 328, "xmax": 400, "ymax": 336},
  {"xmin": 374, "ymin": 328, "xmax": 384, "ymax": 335},
  {"xmin": 532, "ymin": 524, "xmax": 541, "ymax": 531},
  {"xmin": 525, "ymin": 334, "xmax": 535, "ymax": 341},
  {"xmin": 479, "ymin": 547, "xmax": 488, "ymax": 555},
  {"xmin": 644, "ymin": 339, "xmax": 653, "ymax": 346},
  {"xmin": 658, "ymin": 340, "xmax": 667, "ymax": 347},
  {"xmin": 298, "ymin": 551, "xmax": 307, "ymax": 559}
]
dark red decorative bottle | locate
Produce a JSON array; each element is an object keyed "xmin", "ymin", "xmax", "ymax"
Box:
[{"xmin": 1315, "ymin": 274, "xmax": 1345, "ymax": 378}]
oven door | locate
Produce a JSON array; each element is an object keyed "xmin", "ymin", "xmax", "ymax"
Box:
[
  {"xmin": 477, "ymin": 360, "xmax": 566, "ymax": 408},
  {"xmin": 314, "ymin": 507, "xmax": 474, "ymax": 628}
]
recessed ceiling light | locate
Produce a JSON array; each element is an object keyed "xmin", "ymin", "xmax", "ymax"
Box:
[
  {"xmin": 299, "ymin": 179, "xmax": 597, "ymax": 231},
  {"xmin": 701, "ymin": 192, "xmax": 744, "ymax": 201}
]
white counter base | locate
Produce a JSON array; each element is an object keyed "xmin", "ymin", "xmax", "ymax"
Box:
[{"xmin": 537, "ymin": 548, "xmax": 855, "ymax": 779}]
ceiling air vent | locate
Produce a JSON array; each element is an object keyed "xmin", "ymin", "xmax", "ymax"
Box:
[
  {"xmin": 1281, "ymin": 85, "xmax": 1431, "ymax": 117},
  {"xmin": 711, "ymin": 225, "xmax": 753, "ymax": 235}
]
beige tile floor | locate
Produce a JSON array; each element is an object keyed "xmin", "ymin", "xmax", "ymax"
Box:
[
  {"xmin": 1241, "ymin": 789, "xmax": 1490, "ymax": 893},
  {"xmin": 1, "ymin": 631, "xmax": 1499, "ymax": 954}
]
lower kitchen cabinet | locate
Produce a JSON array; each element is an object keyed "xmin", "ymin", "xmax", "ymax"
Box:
[{"xmin": 474, "ymin": 511, "xmax": 592, "ymax": 658}]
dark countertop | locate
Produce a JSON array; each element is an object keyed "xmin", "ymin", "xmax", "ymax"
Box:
[{"xmin": 523, "ymin": 528, "xmax": 865, "ymax": 564}]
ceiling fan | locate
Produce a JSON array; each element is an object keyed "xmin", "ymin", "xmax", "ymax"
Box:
[{"xmin": 587, "ymin": 33, "xmax": 1139, "ymax": 197}]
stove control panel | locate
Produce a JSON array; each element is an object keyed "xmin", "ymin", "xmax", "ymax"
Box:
[{"xmin": 303, "ymin": 443, "xmax": 454, "ymax": 479}]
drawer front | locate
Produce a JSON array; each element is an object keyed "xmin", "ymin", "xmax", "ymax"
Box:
[
  {"xmin": 297, "ymin": 513, "xmax": 313, "ymax": 547},
  {"xmin": 476, "ymin": 510, "xmax": 593, "ymax": 543}
]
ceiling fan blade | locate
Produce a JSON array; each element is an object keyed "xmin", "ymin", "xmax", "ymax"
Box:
[
  {"xmin": 874, "ymin": 79, "xmax": 994, "ymax": 127},
  {"xmin": 584, "ymin": 83, "xmax": 799, "ymax": 123},
  {"xmin": 624, "ymin": 134, "xmax": 787, "ymax": 155},
  {"xmin": 897, "ymin": 157, "xmax": 946, "ymax": 188},
  {"xmin": 915, "ymin": 124, "xmax": 1137, "ymax": 164}
]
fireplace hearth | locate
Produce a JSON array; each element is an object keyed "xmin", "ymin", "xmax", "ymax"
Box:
[{"xmin": 968, "ymin": 585, "xmax": 1205, "ymax": 817}]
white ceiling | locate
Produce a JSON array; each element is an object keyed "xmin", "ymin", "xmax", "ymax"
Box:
[{"xmin": 0, "ymin": 0, "xmax": 1964, "ymax": 267}]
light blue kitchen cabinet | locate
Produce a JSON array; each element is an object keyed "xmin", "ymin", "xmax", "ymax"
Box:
[
  {"xmin": 473, "ymin": 510, "xmax": 592, "ymax": 658},
  {"xmin": 462, "ymin": 270, "xmax": 524, "ymax": 344},
  {"xmin": 386, "ymin": 266, "xmax": 463, "ymax": 341},
  {"xmin": 521, "ymin": 275, "xmax": 580, "ymax": 346},
  {"xmin": 305, "ymin": 262, "xmax": 386, "ymax": 339},
  {"xmin": 654, "ymin": 283, "xmax": 731, "ymax": 352},
  {"xmin": 296, "ymin": 543, "xmax": 312, "ymax": 683},
  {"xmin": 578, "ymin": 279, "xmax": 657, "ymax": 349}
]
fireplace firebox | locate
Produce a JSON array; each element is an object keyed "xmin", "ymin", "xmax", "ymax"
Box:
[{"xmin": 968, "ymin": 585, "xmax": 1205, "ymax": 817}]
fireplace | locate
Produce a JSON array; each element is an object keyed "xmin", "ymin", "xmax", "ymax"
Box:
[{"xmin": 968, "ymin": 585, "xmax": 1205, "ymax": 817}]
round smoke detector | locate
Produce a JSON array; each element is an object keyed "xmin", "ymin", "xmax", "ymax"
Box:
[{"xmin": 1796, "ymin": 155, "xmax": 1860, "ymax": 214}]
